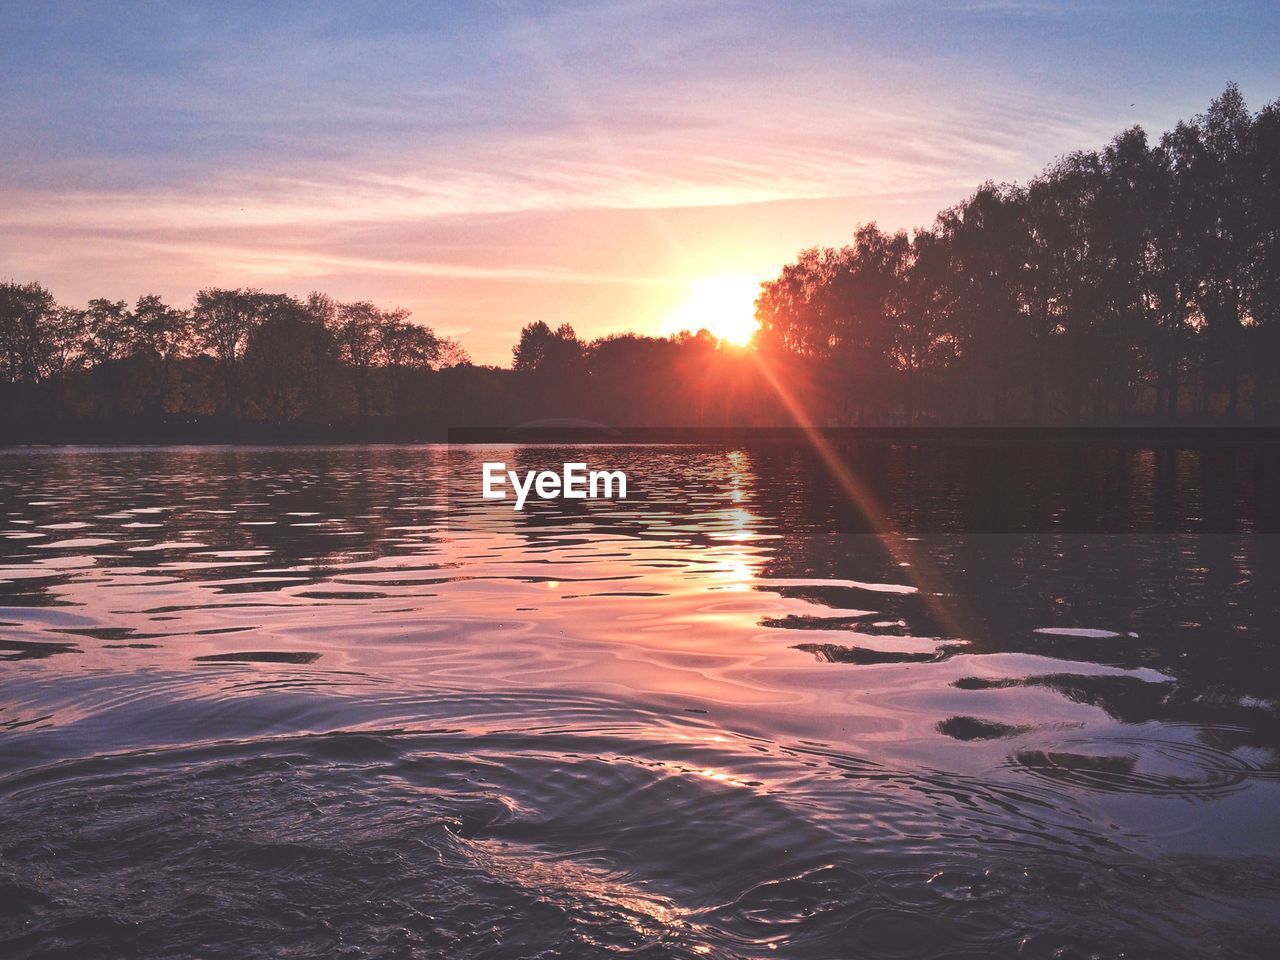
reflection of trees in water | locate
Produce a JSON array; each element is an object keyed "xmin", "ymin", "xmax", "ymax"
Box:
[
  {"xmin": 740, "ymin": 440, "xmax": 1278, "ymax": 535},
  {"xmin": 760, "ymin": 531, "xmax": 1280, "ymax": 764},
  {"xmin": 713, "ymin": 439, "xmax": 1280, "ymax": 760},
  {"xmin": 480, "ymin": 441, "xmax": 1280, "ymax": 754}
]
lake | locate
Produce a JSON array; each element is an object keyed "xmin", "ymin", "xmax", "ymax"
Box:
[{"xmin": 2, "ymin": 442, "xmax": 1278, "ymax": 958}]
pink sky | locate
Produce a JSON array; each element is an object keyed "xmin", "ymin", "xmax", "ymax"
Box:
[{"xmin": 3, "ymin": 2, "xmax": 1276, "ymax": 363}]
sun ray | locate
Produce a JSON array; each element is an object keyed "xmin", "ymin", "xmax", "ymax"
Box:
[{"xmin": 747, "ymin": 349, "xmax": 977, "ymax": 645}]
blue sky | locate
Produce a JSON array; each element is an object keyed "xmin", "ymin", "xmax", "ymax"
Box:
[{"xmin": 2, "ymin": 1, "xmax": 1277, "ymax": 361}]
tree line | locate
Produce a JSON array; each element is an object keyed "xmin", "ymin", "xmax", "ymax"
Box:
[
  {"xmin": 0, "ymin": 279, "xmax": 766, "ymax": 436},
  {"xmin": 2, "ymin": 85, "xmax": 1278, "ymax": 436},
  {"xmin": 754, "ymin": 84, "xmax": 1280, "ymax": 424},
  {"xmin": 0, "ymin": 286, "xmax": 476, "ymax": 434}
]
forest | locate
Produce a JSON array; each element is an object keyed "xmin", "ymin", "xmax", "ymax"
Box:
[{"xmin": 2, "ymin": 85, "xmax": 1278, "ymax": 438}]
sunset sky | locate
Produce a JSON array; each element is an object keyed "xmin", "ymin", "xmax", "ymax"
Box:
[{"xmin": 3, "ymin": 1, "xmax": 1278, "ymax": 363}]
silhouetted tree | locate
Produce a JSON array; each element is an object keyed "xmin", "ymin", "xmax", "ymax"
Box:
[
  {"xmin": 512, "ymin": 321, "xmax": 584, "ymax": 373},
  {"xmin": 243, "ymin": 300, "xmax": 335, "ymax": 423},
  {"xmin": 899, "ymin": 229, "xmax": 955, "ymax": 422},
  {"xmin": 754, "ymin": 84, "xmax": 1278, "ymax": 425},
  {"xmin": 193, "ymin": 288, "xmax": 273, "ymax": 418},
  {"xmin": 333, "ymin": 301, "xmax": 391, "ymax": 419},
  {"xmin": 3, "ymin": 85, "xmax": 1278, "ymax": 436},
  {"xmin": 935, "ymin": 183, "xmax": 1029, "ymax": 422},
  {"xmin": 380, "ymin": 316, "xmax": 458, "ymax": 417},
  {"xmin": 0, "ymin": 281, "xmax": 60, "ymax": 385},
  {"xmin": 1249, "ymin": 100, "xmax": 1280, "ymax": 415},
  {"xmin": 130, "ymin": 295, "xmax": 191, "ymax": 417},
  {"xmin": 1195, "ymin": 84, "xmax": 1255, "ymax": 419}
]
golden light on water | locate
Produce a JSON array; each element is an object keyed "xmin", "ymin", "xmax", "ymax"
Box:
[{"xmin": 663, "ymin": 275, "xmax": 762, "ymax": 346}]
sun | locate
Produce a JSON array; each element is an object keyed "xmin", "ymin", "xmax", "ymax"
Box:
[{"xmin": 663, "ymin": 274, "xmax": 761, "ymax": 346}]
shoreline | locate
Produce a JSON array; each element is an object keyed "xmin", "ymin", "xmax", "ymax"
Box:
[{"xmin": 4, "ymin": 424, "xmax": 1280, "ymax": 448}]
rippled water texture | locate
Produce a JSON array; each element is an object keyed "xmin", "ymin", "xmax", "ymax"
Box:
[{"xmin": 2, "ymin": 444, "xmax": 1279, "ymax": 958}]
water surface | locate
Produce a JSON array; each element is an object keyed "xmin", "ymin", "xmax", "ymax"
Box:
[{"xmin": 2, "ymin": 444, "xmax": 1278, "ymax": 958}]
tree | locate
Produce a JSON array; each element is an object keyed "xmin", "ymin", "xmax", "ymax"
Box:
[
  {"xmin": 1247, "ymin": 99, "xmax": 1280, "ymax": 415},
  {"xmin": 45, "ymin": 306, "xmax": 87, "ymax": 387},
  {"xmin": 193, "ymin": 288, "xmax": 274, "ymax": 418},
  {"xmin": 4, "ymin": 87, "xmax": 1279, "ymax": 433},
  {"xmin": 755, "ymin": 246, "xmax": 853, "ymax": 361},
  {"xmin": 0, "ymin": 281, "xmax": 60, "ymax": 384},
  {"xmin": 899, "ymin": 229, "xmax": 955, "ymax": 422},
  {"xmin": 512, "ymin": 320, "xmax": 585, "ymax": 373},
  {"xmin": 934, "ymin": 184, "xmax": 1029, "ymax": 422},
  {"xmin": 83, "ymin": 298, "xmax": 135, "ymax": 367},
  {"xmin": 1195, "ymin": 84, "xmax": 1254, "ymax": 419},
  {"xmin": 333, "ymin": 301, "xmax": 392, "ymax": 418},
  {"xmin": 131, "ymin": 295, "xmax": 192, "ymax": 417},
  {"xmin": 379, "ymin": 316, "xmax": 439, "ymax": 418},
  {"xmin": 243, "ymin": 300, "xmax": 335, "ymax": 423}
]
